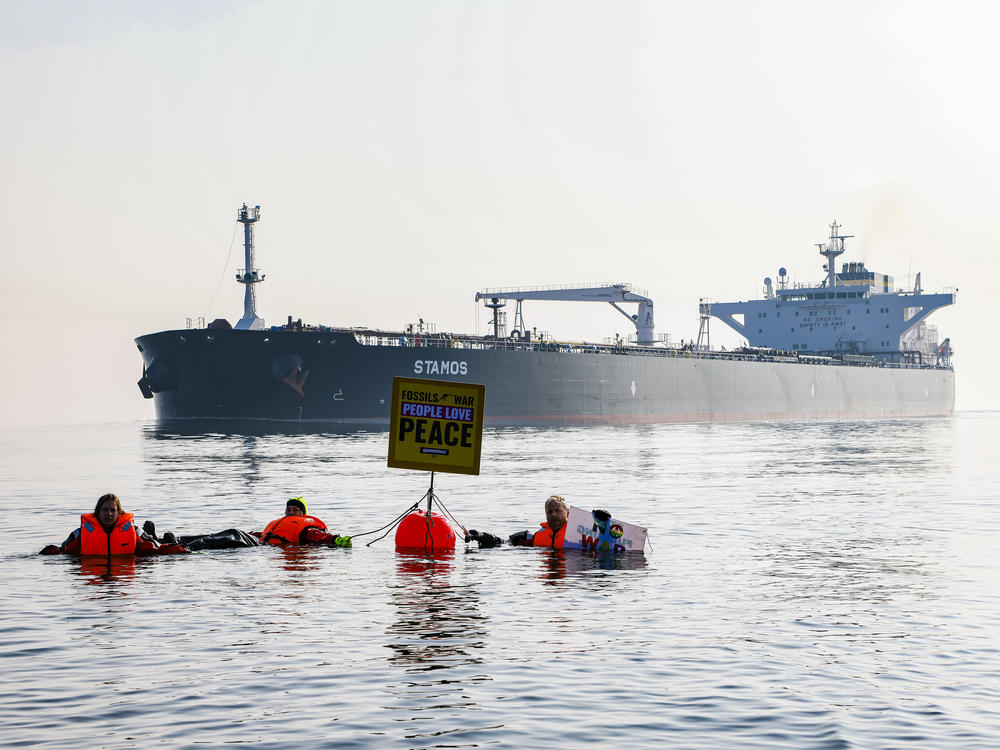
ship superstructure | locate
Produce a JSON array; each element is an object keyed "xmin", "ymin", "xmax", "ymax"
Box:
[{"xmin": 705, "ymin": 222, "xmax": 956, "ymax": 363}]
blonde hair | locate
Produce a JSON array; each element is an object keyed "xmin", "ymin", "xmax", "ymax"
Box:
[{"xmin": 545, "ymin": 494, "xmax": 568, "ymax": 513}]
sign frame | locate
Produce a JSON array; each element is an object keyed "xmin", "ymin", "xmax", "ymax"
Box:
[{"xmin": 387, "ymin": 376, "xmax": 486, "ymax": 476}]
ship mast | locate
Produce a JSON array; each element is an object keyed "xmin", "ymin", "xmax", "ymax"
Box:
[
  {"xmin": 235, "ymin": 204, "xmax": 265, "ymax": 330},
  {"xmin": 816, "ymin": 220, "xmax": 853, "ymax": 288}
]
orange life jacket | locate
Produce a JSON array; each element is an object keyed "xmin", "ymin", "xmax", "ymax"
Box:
[
  {"xmin": 260, "ymin": 515, "xmax": 328, "ymax": 545},
  {"xmin": 80, "ymin": 512, "xmax": 138, "ymax": 556},
  {"xmin": 532, "ymin": 521, "xmax": 567, "ymax": 549}
]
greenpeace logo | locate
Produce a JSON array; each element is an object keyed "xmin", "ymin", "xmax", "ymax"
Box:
[{"xmin": 413, "ymin": 360, "xmax": 468, "ymax": 376}]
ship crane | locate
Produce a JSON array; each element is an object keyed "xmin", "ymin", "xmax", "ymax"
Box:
[{"xmin": 474, "ymin": 283, "xmax": 655, "ymax": 345}]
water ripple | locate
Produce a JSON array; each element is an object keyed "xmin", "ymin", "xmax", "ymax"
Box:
[{"xmin": 2, "ymin": 416, "xmax": 1000, "ymax": 746}]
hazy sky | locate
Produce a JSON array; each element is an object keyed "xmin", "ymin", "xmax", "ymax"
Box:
[{"xmin": 2, "ymin": 0, "xmax": 996, "ymax": 424}]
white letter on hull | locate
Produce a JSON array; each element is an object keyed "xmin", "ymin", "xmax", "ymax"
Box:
[{"xmin": 413, "ymin": 360, "xmax": 468, "ymax": 376}]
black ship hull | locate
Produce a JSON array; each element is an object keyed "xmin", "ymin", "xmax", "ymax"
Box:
[{"xmin": 135, "ymin": 328, "xmax": 955, "ymax": 425}]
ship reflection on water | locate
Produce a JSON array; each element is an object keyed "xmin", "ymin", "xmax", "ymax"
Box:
[{"xmin": 142, "ymin": 419, "xmax": 387, "ymax": 439}]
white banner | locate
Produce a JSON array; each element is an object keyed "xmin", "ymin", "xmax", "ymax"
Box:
[{"xmin": 563, "ymin": 506, "xmax": 647, "ymax": 553}]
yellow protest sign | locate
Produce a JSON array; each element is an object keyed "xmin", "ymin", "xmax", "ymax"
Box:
[{"xmin": 387, "ymin": 377, "xmax": 486, "ymax": 475}]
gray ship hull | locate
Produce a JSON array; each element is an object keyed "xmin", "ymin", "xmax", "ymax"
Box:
[{"xmin": 135, "ymin": 328, "xmax": 955, "ymax": 425}]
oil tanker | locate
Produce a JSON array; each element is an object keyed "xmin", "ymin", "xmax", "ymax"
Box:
[{"xmin": 135, "ymin": 205, "xmax": 956, "ymax": 424}]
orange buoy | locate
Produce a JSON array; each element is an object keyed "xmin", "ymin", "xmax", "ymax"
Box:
[{"xmin": 395, "ymin": 510, "xmax": 457, "ymax": 551}]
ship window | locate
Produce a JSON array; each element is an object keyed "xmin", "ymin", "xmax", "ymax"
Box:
[
  {"xmin": 795, "ymin": 312, "xmax": 799, "ymax": 317},
  {"xmin": 836, "ymin": 293, "xmax": 846, "ymax": 298},
  {"xmin": 776, "ymin": 312, "xmax": 780, "ymax": 318},
  {"xmin": 758, "ymin": 328, "xmax": 763, "ymax": 333},
  {"xmin": 866, "ymin": 309, "xmax": 870, "ymax": 314},
  {"xmin": 807, "ymin": 294, "xmax": 814, "ymax": 299},
  {"xmin": 791, "ymin": 328, "xmax": 795, "ymax": 333}
]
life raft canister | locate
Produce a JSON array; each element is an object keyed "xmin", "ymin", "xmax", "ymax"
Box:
[
  {"xmin": 80, "ymin": 512, "xmax": 138, "ymax": 556},
  {"xmin": 395, "ymin": 510, "xmax": 456, "ymax": 551},
  {"xmin": 260, "ymin": 515, "xmax": 328, "ymax": 545}
]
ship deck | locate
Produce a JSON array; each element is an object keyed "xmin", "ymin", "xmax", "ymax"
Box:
[{"xmin": 317, "ymin": 327, "xmax": 952, "ymax": 371}]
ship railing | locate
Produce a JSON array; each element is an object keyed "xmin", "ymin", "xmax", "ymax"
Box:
[
  {"xmin": 477, "ymin": 281, "xmax": 650, "ymax": 298},
  {"xmin": 351, "ymin": 331, "xmax": 953, "ymax": 370}
]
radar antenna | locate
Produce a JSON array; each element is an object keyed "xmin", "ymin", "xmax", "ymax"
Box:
[{"xmin": 815, "ymin": 220, "xmax": 853, "ymax": 288}]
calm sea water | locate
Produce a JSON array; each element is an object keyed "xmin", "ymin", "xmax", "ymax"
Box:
[{"xmin": 2, "ymin": 414, "xmax": 999, "ymax": 748}]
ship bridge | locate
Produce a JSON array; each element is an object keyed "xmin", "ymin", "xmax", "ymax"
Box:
[{"xmin": 704, "ymin": 222, "xmax": 957, "ymax": 359}]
